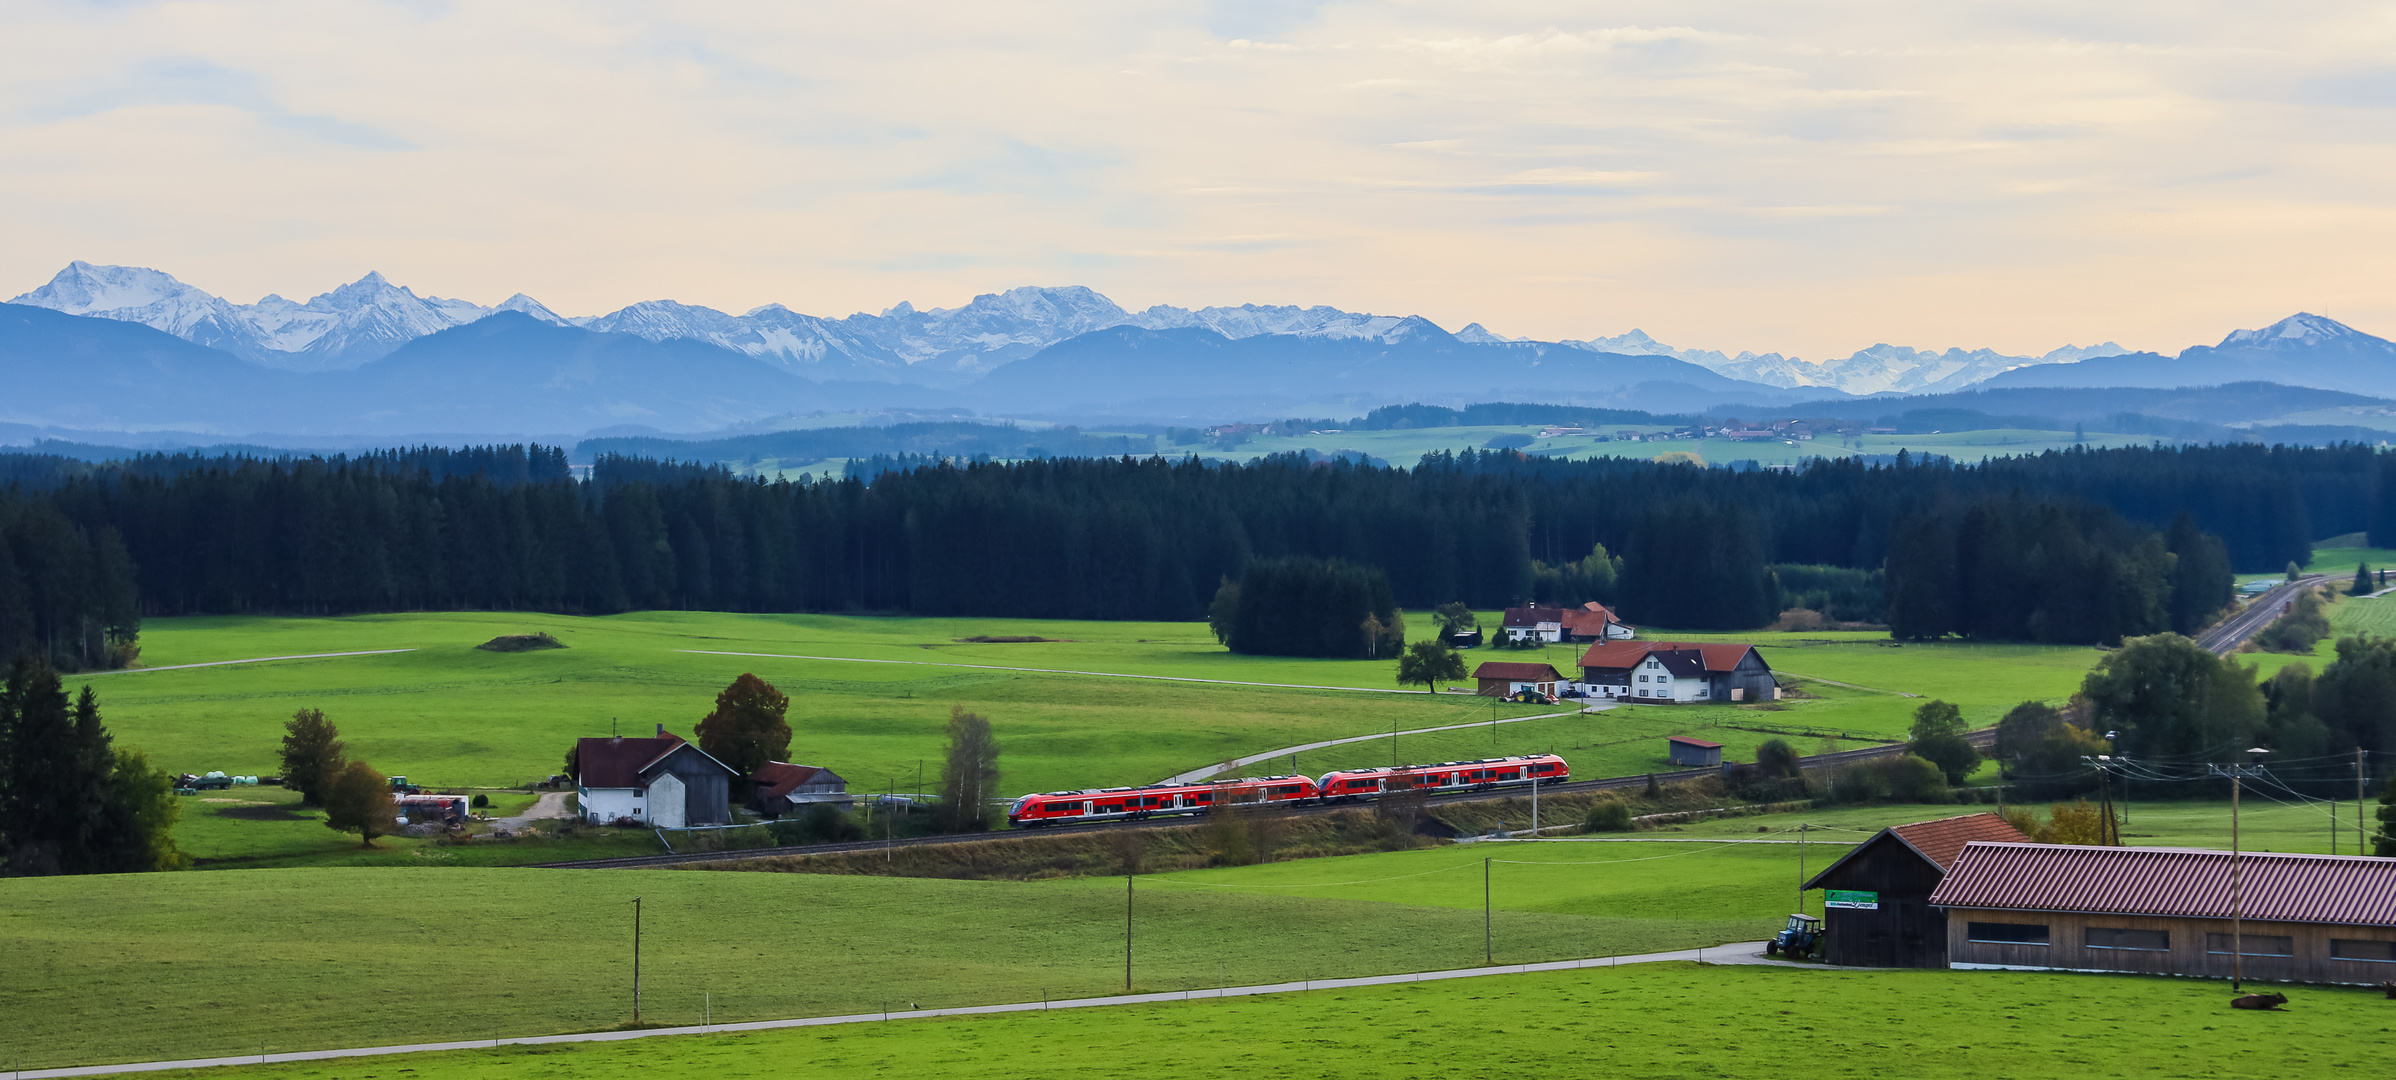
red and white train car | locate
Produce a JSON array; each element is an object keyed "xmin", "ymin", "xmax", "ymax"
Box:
[
  {"xmin": 1008, "ymin": 775, "xmax": 1320, "ymax": 828},
  {"xmin": 1315, "ymin": 754, "xmax": 1570, "ymax": 802}
]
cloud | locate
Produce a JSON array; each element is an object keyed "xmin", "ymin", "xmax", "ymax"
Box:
[{"xmin": 0, "ymin": 0, "xmax": 2391, "ymax": 358}]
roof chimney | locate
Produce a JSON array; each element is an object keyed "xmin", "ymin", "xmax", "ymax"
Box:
[{"xmin": 657, "ymin": 723, "xmax": 668, "ymax": 739}]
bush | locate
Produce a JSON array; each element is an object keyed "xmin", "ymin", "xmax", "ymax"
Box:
[
  {"xmin": 1755, "ymin": 738, "xmax": 1801, "ymax": 779},
  {"xmin": 470, "ymin": 793, "xmax": 490, "ymax": 808},
  {"xmin": 1584, "ymin": 798, "xmax": 1635, "ymax": 832},
  {"xmin": 1881, "ymin": 754, "xmax": 1952, "ymax": 803}
]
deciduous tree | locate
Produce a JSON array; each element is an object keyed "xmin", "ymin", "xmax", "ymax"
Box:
[
  {"xmin": 1908, "ymin": 699, "xmax": 1981, "ymax": 786},
  {"xmin": 1395, "ymin": 639, "xmax": 1466, "ymax": 693},
  {"xmin": 2081, "ymin": 634, "xmax": 2265, "ymax": 764},
  {"xmin": 322, "ymin": 760, "xmax": 399, "ymax": 847},
  {"xmin": 695, "ymin": 673, "xmax": 792, "ymax": 776},
  {"xmin": 280, "ymin": 708, "xmax": 346, "ymax": 807},
  {"xmin": 936, "ymin": 707, "xmax": 1001, "ymax": 833}
]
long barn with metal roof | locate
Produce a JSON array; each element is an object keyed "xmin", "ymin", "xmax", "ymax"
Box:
[{"xmin": 1929, "ymin": 842, "xmax": 2396, "ymax": 986}]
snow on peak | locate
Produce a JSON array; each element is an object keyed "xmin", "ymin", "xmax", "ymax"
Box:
[
  {"xmin": 494, "ymin": 294, "xmax": 569, "ymax": 324},
  {"xmin": 2219, "ymin": 313, "xmax": 2364, "ymax": 350}
]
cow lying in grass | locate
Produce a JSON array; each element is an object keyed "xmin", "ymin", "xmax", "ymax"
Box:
[{"xmin": 2230, "ymin": 992, "xmax": 2288, "ymax": 1010}]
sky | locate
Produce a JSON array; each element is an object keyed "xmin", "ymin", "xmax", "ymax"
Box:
[{"xmin": 5, "ymin": 1, "xmax": 2394, "ymax": 360}]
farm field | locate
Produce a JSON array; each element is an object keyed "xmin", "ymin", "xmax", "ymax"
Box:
[
  {"xmin": 90, "ymin": 613, "xmax": 2100, "ymax": 803},
  {"xmin": 1166, "ymin": 425, "xmax": 2157, "ymax": 470},
  {"xmin": 1, "ymin": 843, "xmax": 1798, "ymax": 1070},
  {"xmin": 86, "ymin": 963, "xmax": 2379, "ymax": 1080},
  {"xmin": 1653, "ymin": 797, "xmax": 2386, "ymax": 857}
]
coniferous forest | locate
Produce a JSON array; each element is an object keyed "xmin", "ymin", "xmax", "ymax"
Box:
[{"xmin": 1, "ymin": 440, "xmax": 2387, "ymax": 658}]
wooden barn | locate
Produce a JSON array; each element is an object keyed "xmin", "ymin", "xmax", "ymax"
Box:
[
  {"xmin": 1471, "ymin": 661, "xmax": 1565, "ymax": 698},
  {"xmin": 1801, "ymin": 813, "xmax": 2028, "ymax": 968},
  {"xmin": 1930, "ymin": 843, "xmax": 2396, "ymax": 986}
]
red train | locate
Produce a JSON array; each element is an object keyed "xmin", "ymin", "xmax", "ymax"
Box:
[
  {"xmin": 1315, "ymin": 754, "xmax": 1570, "ymax": 802},
  {"xmin": 1004, "ymin": 754, "xmax": 1570, "ymax": 828},
  {"xmin": 1007, "ymin": 775, "xmax": 1317, "ymax": 827}
]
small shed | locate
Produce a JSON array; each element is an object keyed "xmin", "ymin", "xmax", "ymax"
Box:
[
  {"xmin": 1447, "ymin": 628, "xmax": 1484, "ymax": 649},
  {"xmin": 1801, "ymin": 813, "xmax": 2027, "ymax": 968},
  {"xmin": 1666, "ymin": 735, "xmax": 1723, "ymax": 767},
  {"xmin": 1471, "ymin": 661, "xmax": 1565, "ymax": 698}
]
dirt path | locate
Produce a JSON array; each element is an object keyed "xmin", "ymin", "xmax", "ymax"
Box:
[{"xmin": 492, "ymin": 790, "xmax": 574, "ymax": 830}]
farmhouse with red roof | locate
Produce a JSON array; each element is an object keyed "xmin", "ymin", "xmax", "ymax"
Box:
[{"xmin": 1577, "ymin": 640, "xmax": 1778, "ymax": 703}]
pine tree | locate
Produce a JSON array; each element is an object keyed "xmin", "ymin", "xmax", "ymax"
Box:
[{"xmin": 2356, "ymin": 562, "xmax": 2374, "ymax": 598}]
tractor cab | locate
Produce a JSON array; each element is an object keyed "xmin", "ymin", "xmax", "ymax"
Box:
[{"xmin": 1767, "ymin": 913, "xmax": 1823, "ymax": 960}]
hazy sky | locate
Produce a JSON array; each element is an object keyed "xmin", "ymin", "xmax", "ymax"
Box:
[{"xmin": 6, "ymin": 1, "xmax": 2393, "ymax": 358}]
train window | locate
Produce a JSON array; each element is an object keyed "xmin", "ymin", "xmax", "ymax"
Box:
[
  {"xmin": 1194, "ymin": 793, "xmax": 1213, "ymax": 803},
  {"xmin": 1534, "ymin": 763, "xmax": 1557, "ymax": 773},
  {"xmin": 1272, "ymin": 785, "xmax": 1301, "ymax": 796}
]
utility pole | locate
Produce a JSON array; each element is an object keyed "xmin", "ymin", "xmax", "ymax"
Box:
[
  {"xmin": 2362, "ymin": 748, "xmax": 2371, "ymax": 856},
  {"xmin": 630, "ymin": 896, "xmax": 643, "ymax": 1024},
  {"xmin": 1531, "ymin": 771, "xmax": 1539, "ymax": 834},
  {"xmin": 2210, "ymin": 748, "xmax": 2271, "ymax": 990},
  {"xmin": 1798, "ymin": 823, "xmax": 1807, "ymax": 915},
  {"xmin": 1125, "ymin": 870, "xmax": 1134, "ymax": 993},
  {"xmin": 1484, "ymin": 858, "xmax": 1492, "ymax": 965}
]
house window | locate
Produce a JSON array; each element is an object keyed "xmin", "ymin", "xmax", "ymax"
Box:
[
  {"xmin": 2205, "ymin": 933, "xmax": 2294, "ymax": 957},
  {"xmin": 2332, "ymin": 939, "xmax": 2396, "ymax": 962},
  {"xmin": 1967, "ymin": 922, "xmax": 2050, "ymax": 945},
  {"xmin": 1636, "ymin": 689, "xmax": 1648, "ymax": 697},
  {"xmin": 2086, "ymin": 928, "xmax": 2170, "ymax": 951},
  {"xmin": 1638, "ymin": 674, "xmax": 1648, "ymax": 683}
]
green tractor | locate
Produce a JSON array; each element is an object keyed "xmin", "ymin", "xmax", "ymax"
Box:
[{"xmin": 1766, "ymin": 913, "xmax": 1824, "ymax": 960}]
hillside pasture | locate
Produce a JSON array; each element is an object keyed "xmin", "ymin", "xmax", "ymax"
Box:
[{"xmin": 65, "ymin": 963, "xmax": 2380, "ymax": 1080}]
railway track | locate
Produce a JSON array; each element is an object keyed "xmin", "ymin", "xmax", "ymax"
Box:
[{"xmin": 535, "ymin": 727, "xmax": 1989, "ymax": 870}]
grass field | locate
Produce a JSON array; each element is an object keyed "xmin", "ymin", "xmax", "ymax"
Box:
[
  {"xmin": 0, "ymin": 841, "xmax": 1807, "ymax": 1070},
  {"xmin": 1159, "ymin": 425, "xmax": 2158, "ymax": 471},
  {"xmin": 90, "ymin": 613, "xmax": 2099, "ymax": 800},
  {"xmin": 80, "ymin": 963, "xmax": 2388, "ymax": 1080}
]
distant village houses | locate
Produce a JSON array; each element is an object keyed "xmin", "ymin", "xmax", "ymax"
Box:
[{"xmin": 1500, "ymin": 602, "xmax": 1635, "ymax": 644}]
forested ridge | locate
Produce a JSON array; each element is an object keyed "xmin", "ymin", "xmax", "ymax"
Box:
[{"xmin": 0, "ymin": 441, "xmax": 2383, "ymax": 654}]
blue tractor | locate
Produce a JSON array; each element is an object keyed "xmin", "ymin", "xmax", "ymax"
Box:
[{"xmin": 1766, "ymin": 913, "xmax": 1824, "ymax": 960}]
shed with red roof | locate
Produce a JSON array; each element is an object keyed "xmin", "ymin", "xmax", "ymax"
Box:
[
  {"xmin": 1471, "ymin": 661, "xmax": 1565, "ymax": 699},
  {"xmin": 1930, "ymin": 842, "xmax": 2396, "ymax": 985},
  {"xmin": 573, "ymin": 725, "xmax": 739, "ymax": 828}
]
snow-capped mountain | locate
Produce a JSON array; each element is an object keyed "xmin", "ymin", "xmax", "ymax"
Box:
[
  {"xmin": 8, "ymin": 263, "xmax": 548, "ymax": 370},
  {"xmin": 12, "ymin": 261, "xmax": 271, "ymax": 360},
  {"xmin": 0, "ymin": 260, "xmax": 2153, "ymax": 395},
  {"xmin": 1549, "ymin": 327, "xmax": 2128, "ymax": 396}
]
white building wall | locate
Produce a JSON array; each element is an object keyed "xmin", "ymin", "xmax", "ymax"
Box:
[
  {"xmin": 581, "ymin": 786, "xmax": 647, "ymax": 823},
  {"xmin": 650, "ymin": 773, "xmax": 687, "ymax": 828}
]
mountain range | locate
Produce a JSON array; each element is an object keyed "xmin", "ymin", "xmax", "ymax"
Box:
[
  {"xmin": 7, "ymin": 261, "xmax": 2396, "ymax": 441},
  {"xmin": 15, "ymin": 262, "xmax": 2125, "ymax": 393}
]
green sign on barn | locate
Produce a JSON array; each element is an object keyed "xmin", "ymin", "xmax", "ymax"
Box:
[{"xmin": 1825, "ymin": 890, "xmax": 1880, "ymax": 910}]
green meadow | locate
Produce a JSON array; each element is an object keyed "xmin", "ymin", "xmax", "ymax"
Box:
[
  {"xmin": 90, "ymin": 613, "xmax": 2100, "ymax": 803},
  {"xmin": 95, "ymin": 964, "xmax": 2387, "ymax": 1080},
  {"xmin": 0, "ymin": 840, "xmax": 1801, "ymax": 1070}
]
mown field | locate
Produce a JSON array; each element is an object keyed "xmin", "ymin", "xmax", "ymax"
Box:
[
  {"xmin": 95, "ymin": 613, "xmax": 2098, "ymax": 802},
  {"xmin": 0, "ymin": 837, "xmax": 1806, "ymax": 1070},
  {"xmin": 103, "ymin": 963, "xmax": 2388, "ymax": 1080}
]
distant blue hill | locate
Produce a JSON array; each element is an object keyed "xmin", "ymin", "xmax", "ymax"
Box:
[
  {"xmin": 1976, "ymin": 314, "xmax": 2396, "ymax": 396},
  {"xmin": 969, "ymin": 320, "xmax": 1808, "ymax": 416}
]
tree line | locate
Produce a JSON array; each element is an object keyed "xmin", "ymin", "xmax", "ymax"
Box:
[{"xmin": 2, "ymin": 440, "xmax": 2367, "ymax": 641}]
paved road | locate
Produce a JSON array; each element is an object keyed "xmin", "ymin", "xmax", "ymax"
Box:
[
  {"xmin": 17, "ymin": 943, "xmax": 1784, "ymax": 1079},
  {"xmin": 75, "ymin": 649, "xmax": 417, "ymax": 676},
  {"xmin": 2196, "ymin": 576, "xmax": 2327, "ymax": 656}
]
